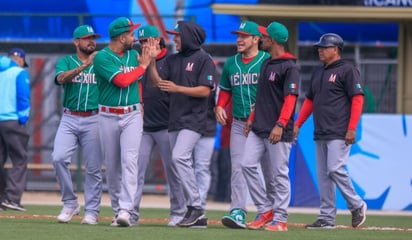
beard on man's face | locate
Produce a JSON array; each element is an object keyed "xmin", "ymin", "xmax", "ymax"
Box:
[{"xmin": 80, "ymin": 45, "xmax": 96, "ymax": 55}]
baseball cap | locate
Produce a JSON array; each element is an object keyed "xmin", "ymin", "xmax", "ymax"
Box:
[
  {"xmin": 8, "ymin": 48, "xmax": 28, "ymax": 67},
  {"xmin": 73, "ymin": 25, "xmax": 101, "ymax": 39},
  {"xmin": 109, "ymin": 17, "xmax": 141, "ymax": 38},
  {"xmin": 259, "ymin": 21, "xmax": 289, "ymax": 44},
  {"xmin": 258, "ymin": 25, "xmax": 269, "ymax": 37},
  {"xmin": 231, "ymin": 20, "xmax": 262, "ymax": 37},
  {"xmin": 138, "ymin": 25, "xmax": 160, "ymax": 40},
  {"xmin": 166, "ymin": 23, "xmax": 180, "ymax": 35}
]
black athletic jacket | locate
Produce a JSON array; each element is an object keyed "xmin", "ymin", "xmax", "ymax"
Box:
[
  {"xmin": 159, "ymin": 21, "xmax": 215, "ymax": 134},
  {"xmin": 252, "ymin": 54, "xmax": 299, "ymax": 141},
  {"xmin": 307, "ymin": 59, "xmax": 364, "ymax": 140},
  {"xmin": 141, "ymin": 49, "xmax": 170, "ymax": 132}
]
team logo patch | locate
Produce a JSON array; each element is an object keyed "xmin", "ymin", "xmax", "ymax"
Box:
[
  {"xmin": 186, "ymin": 62, "xmax": 194, "ymax": 71},
  {"xmin": 207, "ymin": 75, "xmax": 213, "ymax": 81},
  {"xmin": 355, "ymin": 83, "xmax": 362, "ymax": 89},
  {"xmin": 328, "ymin": 73, "xmax": 337, "ymax": 83},
  {"xmin": 269, "ymin": 71, "xmax": 276, "ymax": 81},
  {"xmin": 138, "ymin": 29, "xmax": 144, "ymax": 37},
  {"xmin": 240, "ymin": 22, "xmax": 246, "ymax": 30},
  {"xmin": 289, "ymin": 83, "xmax": 297, "ymax": 89}
]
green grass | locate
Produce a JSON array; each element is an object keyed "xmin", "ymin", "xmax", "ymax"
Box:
[{"xmin": 1, "ymin": 206, "xmax": 411, "ymax": 240}]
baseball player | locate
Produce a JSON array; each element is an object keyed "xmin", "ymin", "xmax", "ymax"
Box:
[
  {"xmin": 0, "ymin": 51, "xmax": 30, "ymax": 212},
  {"xmin": 215, "ymin": 20, "xmax": 275, "ymax": 229},
  {"xmin": 132, "ymin": 25, "xmax": 186, "ymax": 227},
  {"xmin": 52, "ymin": 25, "xmax": 103, "ymax": 224},
  {"xmin": 93, "ymin": 17, "xmax": 151, "ymax": 227},
  {"xmin": 146, "ymin": 21, "xmax": 215, "ymax": 228},
  {"xmin": 242, "ymin": 22, "xmax": 298, "ymax": 232},
  {"xmin": 293, "ymin": 33, "xmax": 367, "ymax": 229}
]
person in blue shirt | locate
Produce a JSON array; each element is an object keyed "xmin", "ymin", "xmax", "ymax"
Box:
[{"xmin": 0, "ymin": 50, "xmax": 31, "ymax": 212}]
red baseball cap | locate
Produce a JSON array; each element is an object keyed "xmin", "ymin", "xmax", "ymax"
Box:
[
  {"xmin": 166, "ymin": 23, "xmax": 180, "ymax": 35},
  {"xmin": 258, "ymin": 25, "xmax": 269, "ymax": 37}
]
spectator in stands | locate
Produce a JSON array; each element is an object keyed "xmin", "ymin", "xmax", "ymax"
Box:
[{"xmin": 0, "ymin": 48, "xmax": 31, "ymax": 211}]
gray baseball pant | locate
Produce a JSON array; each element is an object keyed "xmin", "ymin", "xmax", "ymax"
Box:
[
  {"xmin": 193, "ymin": 136, "xmax": 215, "ymax": 209},
  {"xmin": 133, "ymin": 129, "xmax": 186, "ymax": 218},
  {"xmin": 315, "ymin": 139, "xmax": 364, "ymax": 225},
  {"xmin": 52, "ymin": 113, "xmax": 103, "ymax": 217},
  {"xmin": 229, "ymin": 119, "xmax": 249, "ymax": 212},
  {"xmin": 99, "ymin": 108, "xmax": 142, "ymax": 214},
  {"xmin": 169, "ymin": 129, "xmax": 202, "ymax": 209},
  {"xmin": 242, "ymin": 130, "xmax": 291, "ymax": 222}
]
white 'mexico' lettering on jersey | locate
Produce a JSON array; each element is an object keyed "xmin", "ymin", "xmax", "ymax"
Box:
[
  {"xmin": 72, "ymin": 73, "xmax": 97, "ymax": 84},
  {"xmin": 120, "ymin": 66, "xmax": 136, "ymax": 73},
  {"xmin": 230, "ymin": 72, "xmax": 259, "ymax": 86}
]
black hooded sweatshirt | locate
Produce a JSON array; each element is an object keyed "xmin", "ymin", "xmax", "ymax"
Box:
[{"xmin": 159, "ymin": 21, "xmax": 216, "ymax": 134}]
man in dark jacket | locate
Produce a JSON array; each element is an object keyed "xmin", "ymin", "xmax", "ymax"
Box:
[
  {"xmin": 146, "ymin": 21, "xmax": 216, "ymax": 228},
  {"xmin": 133, "ymin": 25, "xmax": 185, "ymax": 227}
]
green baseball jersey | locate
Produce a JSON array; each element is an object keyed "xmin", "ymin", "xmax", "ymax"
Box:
[
  {"xmin": 94, "ymin": 47, "xmax": 141, "ymax": 106},
  {"xmin": 219, "ymin": 50, "xmax": 269, "ymax": 118},
  {"xmin": 55, "ymin": 54, "xmax": 99, "ymax": 111}
]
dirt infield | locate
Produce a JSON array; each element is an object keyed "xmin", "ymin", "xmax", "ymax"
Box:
[
  {"xmin": 1, "ymin": 213, "xmax": 411, "ymax": 231},
  {"xmin": 19, "ymin": 191, "xmax": 412, "ymax": 216},
  {"xmin": 2, "ymin": 192, "xmax": 412, "ymax": 231},
  {"xmin": 20, "ymin": 191, "xmax": 232, "ymax": 211}
]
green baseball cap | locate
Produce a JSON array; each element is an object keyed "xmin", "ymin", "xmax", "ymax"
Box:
[
  {"xmin": 259, "ymin": 21, "xmax": 289, "ymax": 44},
  {"xmin": 231, "ymin": 20, "xmax": 262, "ymax": 37},
  {"xmin": 109, "ymin": 17, "xmax": 141, "ymax": 38},
  {"xmin": 138, "ymin": 25, "xmax": 160, "ymax": 39},
  {"xmin": 73, "ymin": 25, "xmax": 101, "ymax": 39},
  {"xmin": 166, "ymin": 23, "xmax": 180, "ymax": 35}
]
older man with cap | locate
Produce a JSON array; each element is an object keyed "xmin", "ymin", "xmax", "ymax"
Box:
[
  {"xmin": 8, "ymin": 48, "xmax": 29, "ymax": 68},
  {"xmin": 93, "ymin": 17, "xmax": 151, "ymax": 227},
  {"xmin": 294, "ymin": 32, "xmax": 367, "ymax": 229},
  {"xmin": 52, "ymin": 24, "xmax": 103, "ymax": 225},
  {"xmin": 0, "ymin": 52, "xmax": 30, "ymax": 212},
  {"xmin": 132, "ymin": 25, "xmax": 186, "ymax": 227},
  {"xmin": 240, "ymin": 21, "xmax": 299, "ymax": 232},
  {"xmin": 214, "ymin": 20, "xmax": 273, "ymax": 229}
]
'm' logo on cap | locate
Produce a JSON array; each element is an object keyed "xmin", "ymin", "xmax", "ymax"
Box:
[
  {"xmin": 138, "ymin": 29, "xmax": 144, "ymax": 37},
  {"xmin": 240, "ymin": 22, "xmax": 246, "ymax": 29},
  {"xmin": 86, "ymin": 26, "xmax": 94, "ymax": 34}
]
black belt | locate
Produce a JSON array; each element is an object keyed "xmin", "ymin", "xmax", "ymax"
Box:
[{"xmin": 233, "ymin": 117, "xmax": 248, "ymax": 122}]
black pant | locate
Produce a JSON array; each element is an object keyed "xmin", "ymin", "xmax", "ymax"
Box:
[
  {"xmin": 213, "ymin": 148, "xmax": 231, "ymax": 202},
  {"xmin": 0, "ymin": 120, "xmax": 29, "ymax": 203}
]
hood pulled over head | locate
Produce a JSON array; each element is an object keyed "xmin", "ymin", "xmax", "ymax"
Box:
[{"xmin": 167, "ymin": 21, "xmax": 206, "ymax": 56}]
